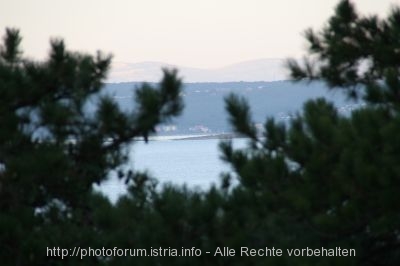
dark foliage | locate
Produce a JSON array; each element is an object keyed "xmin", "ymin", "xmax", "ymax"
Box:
[
  {"xmin": 1, "ymin": 1, "xmax": 399, "ymax": 265},
  {"xmin": 0, "ymin": 28, "xmax": 183, "ymax": 265}
]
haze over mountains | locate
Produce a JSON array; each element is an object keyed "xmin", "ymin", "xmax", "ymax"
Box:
[
  {"xmin": 108, "ymin": 58, "xmax": 289, "ymax": 83},
  {"xmin": 105, "ymin": 58, "xmax": 362, "ymax": 137}
]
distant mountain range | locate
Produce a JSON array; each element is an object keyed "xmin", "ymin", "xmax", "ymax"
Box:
[{"xmin": 108, "ymin": 58, "xmax": 289, "ymax": 83}]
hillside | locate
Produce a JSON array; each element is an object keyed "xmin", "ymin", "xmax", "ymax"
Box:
[{"xmin": 104, "ymin": 80, "xmax": 360, "ymax": 136}]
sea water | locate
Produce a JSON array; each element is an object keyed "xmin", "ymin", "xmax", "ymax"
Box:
[{"xmin": 97, "ymin": 137, "xmax": 246, "ymax": 202}]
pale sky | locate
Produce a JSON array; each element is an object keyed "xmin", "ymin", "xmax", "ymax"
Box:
[{"xmin": 0, "ymin": 0, "xmax": 398, "ymax": 68}]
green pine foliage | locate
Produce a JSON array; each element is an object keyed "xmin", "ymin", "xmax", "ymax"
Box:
[
  {"xmin": 1, "ymin": 1, "xmax": 399, "ymax": 265},
  {"xmin": 222, "ymin": 0, "xmax": 400, "ymax": 264},
  {"xmin": 0, "ymin": 28, "xmax": 183, "ymax": 265}
]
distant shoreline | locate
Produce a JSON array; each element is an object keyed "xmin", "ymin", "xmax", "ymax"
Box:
[
  {"xmin": 174, "ymin": 133, "xmax": 243, "ymax": 141},
  {"xmin": 132, "ymin": 133, "xmax": 244, "ymax": 142}
]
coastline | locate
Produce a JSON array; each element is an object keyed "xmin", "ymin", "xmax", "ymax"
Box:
[
  {"xmin": 174, "ymin": 133, "xmax": 243, "ymax": 141},
  {"xmin": 132, "ymin": 133, "xmax": 244, "ymax": 142}
]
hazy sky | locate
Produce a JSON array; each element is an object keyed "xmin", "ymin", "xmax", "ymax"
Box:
[{"xmin": 1, "ymin": 0, "xmax": 398, "ymax": 68}]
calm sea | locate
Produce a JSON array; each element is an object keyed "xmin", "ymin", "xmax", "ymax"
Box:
[{"xmin": 96, "ymin": 137, "xmax": 246, "ymax": 202}]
